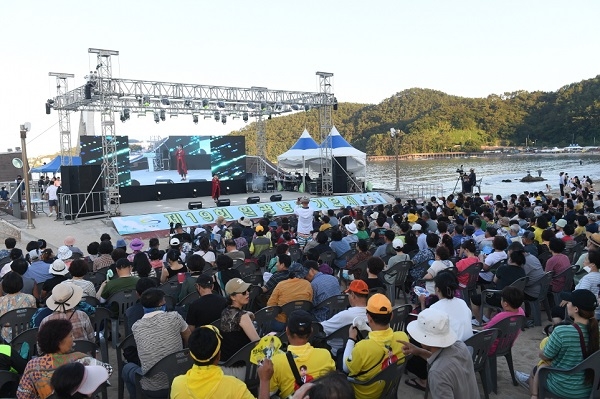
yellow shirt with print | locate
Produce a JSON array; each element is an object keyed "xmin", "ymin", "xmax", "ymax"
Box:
[
  {"xmin": 171, "ymin": 364, "xmax": 254, "ymax": 399},
  {"xmin": 345, "ymin": 328, "xmax": 409, "ymax": 399},
  {"xmin": 269, "ymin": 343, "xmax": 335, "ymax": 398}
]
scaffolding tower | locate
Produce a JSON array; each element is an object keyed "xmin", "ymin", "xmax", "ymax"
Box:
[{"xmin": 49, "ymin": 72, "xmax": 75, "ymax": 166}]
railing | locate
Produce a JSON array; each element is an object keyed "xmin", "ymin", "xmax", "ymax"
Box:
[
  {"xmin": 395, "ymin": 183, "xmax": 445, "ymax": 200},
  {"xmin": 58, "ymin": 191, "xmax": 106, "ymax": 224}
]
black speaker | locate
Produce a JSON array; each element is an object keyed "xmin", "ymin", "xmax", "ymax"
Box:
[
  {"xmin": 246, "ymin": 196, "xmax": 260, "ymax": 204},
  {"xmin": 61, "ymin": 165, "xmax": 103, "ymax": 194},
  {"xmin": 216, "ymin": 199, "xmax": 230, "ymax": 207},
  {"xmin": 155, "ymin": 179, "xmax": 174, "ymax": 184},
  {"xmin": 270, "ymin": 194, "xmax": 282, "ymax": 202},
  {"xmin": 188, "ymin": 201, "xmax": 202, "ymax": 210},
  {"xmin": 332, "ymin": 157, "xmax": 348, "ymax": 193}
]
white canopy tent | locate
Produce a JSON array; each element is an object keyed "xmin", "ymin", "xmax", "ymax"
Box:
[{"xmin": 277, "ymin": 126, "xmax": 367, "ymax": 192}]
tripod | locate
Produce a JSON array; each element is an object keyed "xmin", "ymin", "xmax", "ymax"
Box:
[{"xmin": 452, "ymin": 173, "xmax": 464, "ymax": 195}]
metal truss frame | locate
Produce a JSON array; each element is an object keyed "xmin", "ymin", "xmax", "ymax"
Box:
[
  {"xmin": 49, "ymin": 48, "xmax": 335, "ymax": 216},
  {"xmin": 317, "ymin": 72, "xmax": 334, "ymax": 196},
  {"xmin": 49, "ymin": 72, "xmax": 75, "ymax": 166}
]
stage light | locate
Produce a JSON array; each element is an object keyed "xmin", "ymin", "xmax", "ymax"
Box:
[
  {"xmin": 143, "ymin": 96, "xmax": 150, "ymax": 106},
  {"xmin": 160, "ymin": 110, "xmax": 166, "ymax": 121},
  {"xmin": 45, "ymin": 100, "xmax": 53, "ymax": 114},
  {"xmin": 161, "ymin": 98, "xmax": 170, "ymax": 106},
  {"xmin": 202, "ymin": 99, "xmax": 209, "ymax": 108},
  {"xmin": 275, "ymin": 102, "xmax": 283, "ymax": 111},
  {"xmin": 184, "ymin": 99, "xmax": 192, "ymax": 108},
  {"xmin": 192, "ymin": 188, "xmax": 197, "ymax": 198},
  {"xmin": 291, "ymin": 104, "xmax": 299, "ymax": 111},
  {"xmin": 260, "ymin": 102, "xmax": 267, "ymax": 111},
  {"xmin": 156, "ymin": 191, "xmax": 161, "ymax": 201},
  {"xmin": 84, "ymin": 83, "xmax": 93, "ymax": 100},
  {"xmin": 304, "ymin": 104, "xmax": 311, "ymax": 111},
  {"xmin": 247, "ymin": 102, "xmax": 256, "ymax": 109},
  {"xmin": 217, "ymin": 199, "xmax": 231, "ymax": 207},
  {"xmin": 217, "ymin": 101, "xmax": 225, "ymax": 108},
  {"xmin": 247, "ymin": 196, "xmax": 260, "ymax": 204},
  {"xmin": 242, "ymin": 112, "xmax": 248, "ymax": 122},
  {"xmin": 154, "ymin": 112, "xmax": 160, "ymax": 123},
  {"xmin": 192, "ymin": 114, "xmax": 198, "ymax": 124},
  {"xmin": 221, "ymin": 114, "xmax": 227, "ymax": 124},
  {"xmin": 188, "ymin": 201, "xmax": 202, "ymax": 209},
  {"xmin": 333, "ymin": 97, "xmax": 338, "ymax": 111},
  {"xmin": 214, "ymin": 112, "xmax": 220, "ymax": 122},
  {"xmin": 120, "ymin": 108, "xmax": 130, "ymax": 122},
  {"xmin": 270, "ymin": 194, "xmax": 282, "ymax": 202},
  {"xmin": 226, "ymin": 186, "xmax": 230, "ymax": 195}
]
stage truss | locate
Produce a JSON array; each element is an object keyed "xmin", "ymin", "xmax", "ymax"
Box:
[{"xmin": 47, "ymin": 48, "xmax": 336, "ymax": 216}]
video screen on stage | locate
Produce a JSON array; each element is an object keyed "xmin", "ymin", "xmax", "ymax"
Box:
[
  {"xmin": 80, "ymin": 136, "xmax": 131, "ymax": 186},
  {"xmin": 80, "ymin": 135, "xmax": 246, "ymax": 187}
]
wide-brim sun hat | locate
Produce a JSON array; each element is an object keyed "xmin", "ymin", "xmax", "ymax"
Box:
[
  {"xmin": 46, "ymin": 283, "xmax": 83, "ymax": 311},
  {"xmin": 345, "ymin": 223, "xmax": 358, "ymax": 234},
  {"xmin": 75, "ymin": 365, "xmax": 109, "ymax": 395},
  {"xmin": 407, "ymin": 308, "xmax": 457, "ymax": 348}
]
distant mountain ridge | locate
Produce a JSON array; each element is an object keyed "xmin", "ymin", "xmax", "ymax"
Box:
[{"xmin": 231, "ymin": 75, "xmax": 600, "ymax": 160}]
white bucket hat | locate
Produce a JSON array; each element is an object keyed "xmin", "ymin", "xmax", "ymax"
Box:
[
  {"xmin": 407, "ymin": 308, "xmax": 457, "ymax": 348},
  {"xmin": 345, "ymin": 223, "xmax": 358, "ymax": 234},
  {"xmin": 49, "ymin": 259, "xmax": 69, "ymax": 276},
  {"xmin": 56, "ymin": 245, "xmax": 73, "ymax": 260}
]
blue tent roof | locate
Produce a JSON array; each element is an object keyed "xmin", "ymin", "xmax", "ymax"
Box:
[
  {"xmin": 31, "ymin": 156, "xmax": 82, "ymax": 174},
  {"xmin": 320, "ymin": 126, "xmax": 352, "ymax": 148},
  {"xmin": 289, "ymin": 129, "xmax": 319, "ymax": 150}
]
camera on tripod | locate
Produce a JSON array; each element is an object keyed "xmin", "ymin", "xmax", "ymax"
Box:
[{"xmin": 456, "ymin": 167, "xmax": 464, "ymax": 175}]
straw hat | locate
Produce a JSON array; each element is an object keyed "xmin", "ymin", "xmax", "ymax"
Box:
[{"xmin": 46, "ymin": 283, "xmax": 83, "ymax": 312}]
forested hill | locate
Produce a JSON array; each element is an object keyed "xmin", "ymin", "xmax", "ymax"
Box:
[{"xmin": 231, "ymin": 75, "xmax": 600, "ymax": 159}]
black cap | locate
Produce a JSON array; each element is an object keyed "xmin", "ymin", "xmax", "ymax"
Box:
[
  {"xmin": 560, "ymin": 289, "xmax": 598, "ymax": 312},
  {"xmin": 287, "ymin": 310, "xmax": 313, "ymax": 336},
  {"xmin": 174, "ymin": 223, "xmax": 183, "ymax": 229},
  {"xmin": 195, "ymin": 274, "xmax": 213, "ymax": 287}
]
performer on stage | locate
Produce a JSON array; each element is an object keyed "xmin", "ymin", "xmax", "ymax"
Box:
[
  {"xmin": 212, "ymin": 174, "xmax": 221, "ymax": 203},
  {"xmin": 175, "ymin": 145, "xmax": 188, "ymax": 181}
]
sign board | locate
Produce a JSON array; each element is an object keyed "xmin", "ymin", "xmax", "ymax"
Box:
[{"xmin": 112, "ymin": 192, "xmax": 388, "ymax": 235}]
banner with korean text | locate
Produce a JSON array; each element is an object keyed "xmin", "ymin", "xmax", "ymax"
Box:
[{"xmin": 112, "ymin": 192, "xmax": 387, "ymax": 235}]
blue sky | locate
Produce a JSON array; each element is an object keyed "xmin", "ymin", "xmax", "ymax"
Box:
[{"xmin": 2, "ymin": 0, "xmax": 599, "ymax": 156}]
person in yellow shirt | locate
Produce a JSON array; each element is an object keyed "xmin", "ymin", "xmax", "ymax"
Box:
[
  {"xmin": 170, "ymin": 325, "xmax": 273, "ymax": 399},
  {"xmin": 269, "ymin": 310, "xmax": 335, "ymax": 398},
  {"xmin": 343, "ymin": 294, "xmax": 409, "ymax": 399}
]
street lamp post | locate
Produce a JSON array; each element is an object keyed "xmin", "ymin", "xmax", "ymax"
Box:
[
  {"xmin": 390, "ymin": 128, "xmax": 401, "ymax": 192},
  {"xmin": 19, "ymin": 123, "xmax": 34, "ymax": 229}
]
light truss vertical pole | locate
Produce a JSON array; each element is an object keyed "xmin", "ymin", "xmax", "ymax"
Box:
[
  {"xmin": 317, "ymin": 72, "xmax": 334, "ymax": 196},
  {"xmin": 89, "ymin": 48, "xmax": 120, "ymax": 216},
  {"xmin": 49, "ymin": 73, "xmax": 75, "ymax": 166},
  {"xmin": 256, "ymin": 114, "xmax": 267, "ymax": 177}
]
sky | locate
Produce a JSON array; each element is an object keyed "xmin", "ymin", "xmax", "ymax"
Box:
[{"xmin": 1, "ymin": 0, "xmax": 599, "ymax": 157}]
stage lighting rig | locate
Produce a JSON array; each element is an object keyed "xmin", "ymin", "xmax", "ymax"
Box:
[
  {"xmin": 248, "ymin": 102, "xmax": 256, "ymax": 109},
  {"xmin": 242, "ymin": 112, "xmax": 248, "ymax": 122},
  {"xmin": 291, "ymin": 104, "xmax": 299, "ymax": 111},
  {"xmin": 160, "ymin": 110, "xmax": 166, "ymax": 121},
  {"xmin": 214, "ymin": 111, "xmax": 220, "ymax": 122},
  {"xmin": 161, "ymin": 97, "xmax": 170, "ymax": 106},
  {"xmin": 304, "ymin": 104, "xmax": 311, "ymax": 111},
  {"xmin": 217, "ymin": 101, "xmax": 225, "ymax": 108},
  {"xmin": 202, "ymin": 99, "xmax": 209, "ymax": 108},
  {"xmin": 154, "ymin": 111, "xmax": 160, "ymax": 123},
  {"xmin": 45, "ymin": 99, "xmax": 54, "ymax": 114},
  {"xmin": 120, "ymin": 108, "xmax": 130, "ymax": 122},
  {"xmin": 221, "ymin": 114, "xmax": 227, "ymax": 124},
  {"xmin": 143, "ymin": 96, "xmax": 150, "ymax": 106},
  {"xmin": 192, "ymin": 114, "xmax": 199, "ymax": 124}
]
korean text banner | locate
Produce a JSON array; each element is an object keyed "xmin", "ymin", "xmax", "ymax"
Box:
[{"xmin": 112, "ymin": 192, "xmax": 387, "ymax": 235}]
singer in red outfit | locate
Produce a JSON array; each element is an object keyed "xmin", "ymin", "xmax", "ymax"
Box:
[
  {"xmin": 175, "ymin": 145, "xmax": 188, "ymax": 181},
  {"xmin": 212, "ymin": 174, "xmax": 221, "ymax": 203}
]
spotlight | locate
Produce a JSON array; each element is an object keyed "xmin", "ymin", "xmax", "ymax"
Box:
[
  {"xmin": 192, "ymin": 114, "xmax": 198, "ymax": 124},
  {"xmin": 156, "ymin": 191, "xmax": 161, "ymax": 201},
  {"xmin": 192, "ymin": 188, "xmax": 197, "ymax": 198},
  {"xmin": 242, "ymin": 112, "xmax": 249, "ymax": 122},
  {"xmin": 161, "ymin": 98, "xmax": 170, "ymax": 106},
  {"xmin": 291, "ymin": 104, "xmax": 299, "ymax": 111},
  {"xmin": 202, "ymin": 99, "xmax": 209, "ymax": 108},
  {"xmin": 260, "ymin": 102, "xmax": 267, "ymax": 111},
  {"xmin": 214, "ymin": 111, "xmax": 220, "ymax": 122},
  {"xmin": 217, "ymin": 101, "xmax": 225, "ymax": 108},
  {"xmin": 226, "ymin": 186, "xmax": 230, "ymax": 195},
  {"xmin": 222, "ymin": 114, "xmax": 227, "ymax": 124},
  {"xmin": 160, "ymin": 110, "xmax": 166, "ymax": 121},
  {"xmin": 154, "ymin": 111, "xmax": 160, "ymax": 123},
  {"xmin": 275, "ymin": 102, "xmax": 283, "ymax": 111},
  {"xmin": 184, "ymin": 99, "xmax": 192, "ymax": 108},
  {"xmin": 84, "ymin": 83, "xmax": 93, "ymax": 100},
  {"xmin": 304, "ymin": 104, "xmax": 311, "ymax": 111},
  {"xmin": 270, "ymin": 194, "xmax": 282, "ymax": 202},
  {"xmin": 143, "ymin": 96, "xmax": 150, "ymax": 106},
  {"xmin": 247, "ymin": 102, "xmax": 256, "ymax": 109},
  {"xmin": 247, "ymin": 196, "xmax": 261, "ymax": 204},
  {"xmin": 333, "ymin": 97, "xmax": 338, "ymax": 111},
  {"xmin": 216, "ymin": 199, "xmax": 231, "ymax": 207},
  {"xmin": 45, "ymin": 100, "xmax": 53, "ymax": 114},
  {"xmin": 120, "ymin": 108, "xmax": 130, "ymax": 122}
]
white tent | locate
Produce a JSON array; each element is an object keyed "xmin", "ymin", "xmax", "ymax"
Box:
[
  {"xmin": 303, "ymin": 126, "xmax": 366, "ymax": 176},
  {"xmin": 277, "ymin": 129, "xmax": 320, "ymax": 191}
]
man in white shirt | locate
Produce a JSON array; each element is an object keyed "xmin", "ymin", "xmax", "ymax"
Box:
[
  {"xmin": 294, "ymin": 196, "xmax": 314, "ymax": 246},
  {"xmin": 320, "ymin": 279, "xmax": 368, "ymax": 357},
  {"xmin": 45, "ymin": 180, "xmax": 60, "ymax": 217}
]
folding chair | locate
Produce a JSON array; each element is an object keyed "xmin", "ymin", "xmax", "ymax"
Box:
[
  {"xmin": 389, "ymin": 305, "xmax": 412, "ymax": 333},
  {"xmin": 526, "ymin": 272, "xmax": 553, "ymax": 326},
  {"xmin": 347, "ymin": 359, "xmax": 407, "ymax": 399},
  {"xmin": 480, "ymin": 276, "xmax": 528, "ymax": 322},
  {"xmin": 134, "ymin": 349, "xmax": 192, "ymax": 399},
  {"xmin": 313, "ymin": 294, "xmax": 349, "ymax": 321},
  {"xmin": 219, "ymin": 340, "xmax": 260, "ymax": 393},
  {"xmin": 253, "ymin": 306, "xmax": 281, "ymax": 336},
  {"xmin": 107, "ymin": 290, "xmax": 138, "ymax": 348},
  {"xmin": 538, "ymin": 350, "xmax": 600, "ymax": 399},
  {"xmin": 465, "ymin": 328, "xmax": 499, "ymax": 399},
  {"xmin": 11, "ymin": 327, "xmax": 38, "ymax": 361},
  {"xmin": 487, "ymin": 315, "xmax": 526, "ymax": 393},
  {"xmin": 0, "ymin": 307, "xmax": 37, "ymax": 343},
  {"xmin": 551, "ymin": 266, "xmax": 576, "ymax": 306},
  {"xmin": 380, "ymin": 261, "xmax": 412, "ymax": 304},
  {"xmin": 457, "ymin": 262, "xmax": 482, "ymax": 305},
  {"xmin": 116, "ymin": 334, "xmax": 137, "ymax": 399}
]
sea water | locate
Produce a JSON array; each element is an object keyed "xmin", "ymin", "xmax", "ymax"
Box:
[{"xmin": 367, "ymin": 154, "xmax": 600, "ymax": 198}]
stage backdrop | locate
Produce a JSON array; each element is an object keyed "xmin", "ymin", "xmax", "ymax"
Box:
[{"xmin": 112, "ymin": 192, "xmax": 387, "ymax": 235}]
